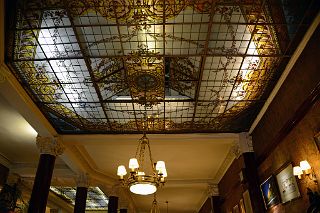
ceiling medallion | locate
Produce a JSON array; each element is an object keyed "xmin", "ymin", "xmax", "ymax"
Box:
[
  {"xmin": 126, "ymin": 44, "xmax": 164, "ymax": 106},
  {"xmin": 117, "ymin": 132, "xmax": 167, "ymax": 195}
]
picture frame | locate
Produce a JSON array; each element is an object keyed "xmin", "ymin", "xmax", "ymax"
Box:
[
  {"xmin": 275, "ymin": 163, "xmax": 301, "ymax": 203},
  {"xmin": 260, "ymin": 176, "xmax": 281, "ymax": 209},
  {"xmin": 314, "ymin": 131, "xmax": 320, "ymax": 152},
  {"xmin": 239, "ymin": 198, "xmax": 246, "ymax": 213}
]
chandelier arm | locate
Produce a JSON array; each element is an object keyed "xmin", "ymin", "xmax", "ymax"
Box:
[
  {"xmin": 139, "ymin": 141, "xmax": 146, "ymax": 170},
  {"xmin": 147, "ymin": 140, "xmax": 155, "ymax": 170},
  {"xmin": 135, "ymin": 138, "xmax": 141, "ymax": 159}
]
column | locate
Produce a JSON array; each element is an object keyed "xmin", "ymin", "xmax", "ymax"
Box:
[
  {"xmin": 208, "ymin": 184, "xmax": 221, "ymax": 213},
  {"xmin": 119, "ymin": 198, "xmax": 129, "ymax": 213},
  {"xmin": 74, "ymin": 173, "xmax": 89, "ymax": 213},
  {"xmin": 237, "ymin": 133, "xmax": 264, "ymax": 213},
  {"xmin": 0, "ymin": 173, "xmax": 22, "ymax": 212},
  {"xmin": 28, "ymin": 136, "xmax": 64, "ymax": 213},
  {"xmin": 108, "ymin": 196, "xmax": 119, "ymax": 213}
]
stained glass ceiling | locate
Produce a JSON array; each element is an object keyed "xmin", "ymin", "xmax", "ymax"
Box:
[
  {"xmin": 50, "ymin": 186, "xmax": 108, "ymax": 210},
  {"xmin": 6, "ymin": 0, "xmax": 318, "ymax": 133}
]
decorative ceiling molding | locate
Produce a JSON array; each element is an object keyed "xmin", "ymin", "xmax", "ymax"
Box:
[
  {"xmin": 64, "ymin": 144, "xmax": 116, "ymax": 185},
  {"xmin": 213, "ymin": 143, "xmax": 237, "ymax": 182}
]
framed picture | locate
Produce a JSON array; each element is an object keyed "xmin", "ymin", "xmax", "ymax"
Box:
[
  {"xmin": 233, "ymin": 204, "xmax": 239, "ymax": 213},
  {"xmin": 314, "ymin": 131, "xmax": 320, "ymax": 152},
  {"xmin": 260, "ymin": 176, "xmax": 280, "ymax": 209},
  {"xmin": 276, "ymin": 163, "xmax": 301, "ymax": 203},
  {"xmin": 239, "ymin": 198, "xmax": 246, "ymax": 213}
]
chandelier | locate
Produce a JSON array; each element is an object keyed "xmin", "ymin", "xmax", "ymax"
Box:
[
  {"xmin": 150, "ymin": 194, "xmax": 161, "ymax": 213},
  {"xmin": 116, "ymin": 132, "xmax": 167, "ymax": 195}
]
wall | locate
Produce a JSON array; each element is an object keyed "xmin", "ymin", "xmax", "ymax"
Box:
[
  {"xmin": 251, "ymin": 21, "xmax": 320, "ymax": 213},
  {"xmin": 218, "ymin": 20, "xmax": 320, "ymax": 213},
  {"xmin": 258, "ymin": 99, "xmax": 320, "ymax": 213},
  {"xmin": 218, "ymin": 156, "xmax": 245, "ymax": 213},
  {"xmin": 253, "ymin": 26, "xmax": 320, "ymax": 163}
]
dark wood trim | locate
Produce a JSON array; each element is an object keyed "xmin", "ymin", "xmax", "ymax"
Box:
[{"xmin": 257, "ymin": 81, "xmax": 320, "ymax": 165}]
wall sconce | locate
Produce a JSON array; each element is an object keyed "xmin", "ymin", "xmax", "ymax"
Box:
[{"xmin": 293, "ymin": 160, "xmax": 318, "ymax": 184}]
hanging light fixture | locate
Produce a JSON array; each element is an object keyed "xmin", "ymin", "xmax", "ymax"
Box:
[
  {"xmin": 150, "ymin": 194, "xmax": 161, "ymax": 213},
  {"xmin": 117, "ymin": 69, "xmax": 167, "ymax": 195},
  {"xmin": 116, "ymin": 132, "xmax": 167, "ymax": 195}
]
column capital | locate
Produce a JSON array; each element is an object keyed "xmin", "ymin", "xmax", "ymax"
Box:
[
  {"xmin": 238, "ymin": 132, "xmax": 253, "ymax": 153},
  {"xmin": 76, "ymin": 173, "xmax": 90, "ymax": 188},
  {"xmin": 232, "ymin": 132, "xmax": 254, "ymax": 158},
  {"xmin": 207, "ymin": 183, "xmax": 219, "ymax": 196},
  {"xmin": 36, "ymin": 135, "xmax": 64, "ymax": 156}
]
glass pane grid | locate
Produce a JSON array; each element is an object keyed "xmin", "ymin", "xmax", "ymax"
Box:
[{"xmin": 8, "ymin": 0, "xmax": 315, "ymax": 133}]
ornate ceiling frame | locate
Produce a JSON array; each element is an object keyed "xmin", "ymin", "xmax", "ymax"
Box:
[{"xmin": 6, "ymin": 0, "xmax": 301, "ymax": 133}]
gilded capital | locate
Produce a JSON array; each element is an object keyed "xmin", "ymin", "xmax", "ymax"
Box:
[
  {"xmin": 36, "ymin": 135, "xmax": 64, "ymax": 156},
  {"xmin": 207, "ymin": 183, "xmax": 219, "ymax": 196},
  {"xmin": 238, "ymin": 132, "xmax": 254, "ymax": 153}
]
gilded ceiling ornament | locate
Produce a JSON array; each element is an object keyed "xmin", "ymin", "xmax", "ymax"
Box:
[{"xmin": 125, "ymin": 44, "xmax": 164, "ymax": 106}]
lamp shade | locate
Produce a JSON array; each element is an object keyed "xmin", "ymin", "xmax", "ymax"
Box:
[
  {"xmin": 129, "ymin": 182, "xmax": 157, "ymax": 195},
  {"xmin": 293, "ymin": 166, "xmax": 303, "ymax": 176},
  {"xmin": 162, "ymin": 168, "xmax": 168, "ymax": 177},
  {"xmin": 300, "ymin": 160, "xmax": 311, "ymax": 171},
  {"xmin": 129, "ymin": 158, "xmax": 139, "ymax": 170},
  {"xmin": 117, "ymin": 165, "xmax": 127, "ymax": 176},
  {"xmin": 156, "ymin": 161, "xmax": 166, "ymax": 174}
]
